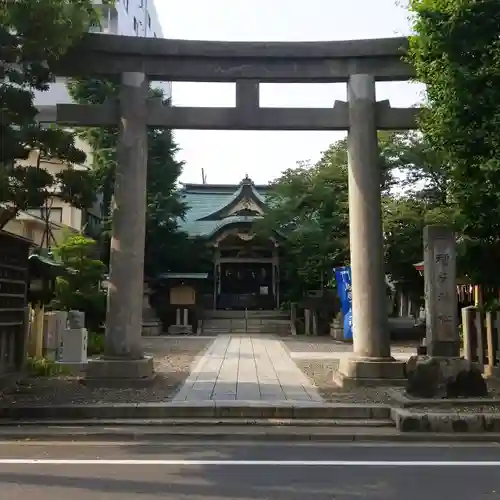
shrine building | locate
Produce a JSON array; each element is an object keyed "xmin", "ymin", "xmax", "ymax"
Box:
[{"xmin": 177, "ymin": 175, "xmax": 281, "ymax": 311}]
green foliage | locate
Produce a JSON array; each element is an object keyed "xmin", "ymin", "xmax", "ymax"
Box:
[
  {"xmin": 68, "ymin": 80, "xmax": 188, "ymax": 276},
  {"xmin": 26, "ymin": 356, "xmax": 69, "ymax": 377},
  {"xmin": 0, "ymin": 0, "xmax": 102, "ymax": 228},
  {"xmin": 408, "ymin": 0, "xmax": 500, "ymax": 286},
  {"xmin": 382, "ymin": 195, "xmax": 456, "ymax": 293},
  {"xmin": 256, "ymin": 138, "xmax": 354, "ymax": 301},
  {"xmin": 51, "ymin": 233, "xmax": 107, "ymax": 331},
  {"xmin": 260, "ymin": 129, "xmax": 457, "ymax": 301},
  {"xmin": 87, "ymin": 331, "xmax": 105, "ymax": 356}
]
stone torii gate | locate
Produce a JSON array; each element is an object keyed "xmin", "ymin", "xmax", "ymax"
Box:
[{"xmin": 38, "ymin": 34, "xmax": 418, "ymax": 386}]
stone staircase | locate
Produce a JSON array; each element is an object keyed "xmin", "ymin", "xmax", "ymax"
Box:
[{"xmin": 201, "ymin": 310, "xmax": 292, "ymax": 335}]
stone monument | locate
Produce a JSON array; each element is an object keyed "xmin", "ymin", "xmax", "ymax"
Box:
[
  {"xmin": 423, "ymin": 225, "xmax": 459, "ymax": 357},
  {"xmin": 142, "ymin": 284, "xmax": 162, "ymax": 336},
  {"xmin": 406, "ymin": 225, "xmax": 487, "ymax": 398}
]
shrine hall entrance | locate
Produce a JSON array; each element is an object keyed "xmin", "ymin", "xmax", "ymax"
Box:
[{"xmin": 217, "ymin": 262, "xmax": 276, "ymax": 310}]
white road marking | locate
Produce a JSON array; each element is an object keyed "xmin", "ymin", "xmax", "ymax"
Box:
[{"xmin": 0, "ymin": 459, "xmax": 499, "ymax": 466}]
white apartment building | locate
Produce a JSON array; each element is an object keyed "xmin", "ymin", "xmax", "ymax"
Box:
[
  {"xmin": 4, "ymin": 0, "xmax": 170, "ymax": 247},
  {"xmin": 34, "ymin": 0, "xmax": 171, "ymax": 105}
]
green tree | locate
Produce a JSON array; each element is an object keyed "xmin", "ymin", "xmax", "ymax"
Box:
[
  {"xmin": 256, "ymin": 154, "xmax": 350, "ymax": 301},
  {"xmin": 260, "ymin": 131, "xmax": 454, "ymax": 301},
  {"xmin": 68, "ymin": 80, "xmax": 187, "ymax": 276},
  {"xmin": 381, "ymin": 130, "xmax": 456, "ymax": 288},
  {"xmin": 51, "ymin": 233, "xmax": 107, "ymax": 332},
  {"xmin": 408, "ymin": 0, "xmax": 500, "ymax": 285},
  {"xmin": 0, "ymin": 0, "xmax": 102, "ymax": 229}
]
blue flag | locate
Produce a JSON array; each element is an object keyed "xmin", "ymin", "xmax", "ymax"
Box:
[{"xmin": 334, "ymin": 266, "xmax": 353, "ymax": 340}]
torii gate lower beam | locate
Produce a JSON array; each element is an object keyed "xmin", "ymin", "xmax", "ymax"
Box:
[{"xmin": 38, "ymin": 74, "xmax": 416, "ymax": 386}]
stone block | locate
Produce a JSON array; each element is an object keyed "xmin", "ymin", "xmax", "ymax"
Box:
[
  {"xmin": 142, "ymin": 322, "xmax": 162, "ymax": 336},
  {"xmin": 370, "ymin": 405, "xmax": 392, "ymax": 419},
  {"xmin": 392, "ymin": 409, "xmax": 430, "ymax": 432},
  {"xmin": 163, "ymin": 401, "xmax": 216, "ymax": 418},
  {"xmin": 68, "ymin": 310, "xmax": 85, "ymax": 329},
  {"xmin": 405, "ymin": 355, "xmax": 488, "ymax": 399},
  {"xmin": 335, "ymin": 357, "xmax": 407, "ymax": 388},
  {"xmin": 84, "ymin": 356, "xmax": 154, "ymax": 387},
  {"xmin": 168, "ymin": 325, "xmax": 192, "ymax": 335},
  {"xmin": 483, "ymin": 414, "xmax": 500, "ymax": 432},
  {"xmin": 393, "ymin": 408, "xmax": 486, "ymax": 433}
]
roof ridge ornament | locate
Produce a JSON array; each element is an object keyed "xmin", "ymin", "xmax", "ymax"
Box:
[{"xmin": 241, "ymin": 174, "xmax": 253, "ymax": 185}]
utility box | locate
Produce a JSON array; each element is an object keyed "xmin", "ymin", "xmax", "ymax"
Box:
[{"xmin": 59, "ymin": 328, "xmax": 88, "ymax": 364}]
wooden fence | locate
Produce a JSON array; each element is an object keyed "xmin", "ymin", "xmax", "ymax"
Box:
[{"xmin": 462, "ymin": 306, "xmax": 500, "ymax": 375}]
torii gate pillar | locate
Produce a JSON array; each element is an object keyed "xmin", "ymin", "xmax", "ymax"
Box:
[
  {"xmin": 86, "ymin": 72, "xmax": 154, "ymax": 384},
  {"xmin": 336, "ymin": 74, "xmax": 406, "ymax": 387}
]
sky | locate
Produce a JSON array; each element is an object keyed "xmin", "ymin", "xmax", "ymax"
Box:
[{"xmin": 154, "ymin": 0, "xmax": 424, "ymax": 185}]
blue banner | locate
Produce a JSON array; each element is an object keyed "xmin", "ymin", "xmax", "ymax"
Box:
[{"xmin": 334, "ymin": 266, "xmax": 353, "ymax": 340}]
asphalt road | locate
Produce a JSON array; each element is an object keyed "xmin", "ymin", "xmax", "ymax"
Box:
[{"xmin": 0, "ymin": 440, "xmax": 499, "ymax": 499}]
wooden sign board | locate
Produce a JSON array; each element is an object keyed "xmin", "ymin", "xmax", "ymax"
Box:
[{"xmin": 170, "ymin": 285, "xmax": 196, "ymax": 306}]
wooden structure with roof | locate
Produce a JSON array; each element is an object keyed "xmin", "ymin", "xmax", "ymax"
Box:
[
  {"xmin": 0, "ymin": 231, "xmax": 31, "ymax": 373},
  {"xmin": 178, "ymin": 175, "xmax": 281, "ymax": 310}
]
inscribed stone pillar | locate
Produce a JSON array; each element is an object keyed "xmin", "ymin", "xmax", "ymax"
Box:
[
  {"xmin": 424, "ymin": 225, "xmax": 459, "ymax": 357},
  {"xmin": 104, "ymin": 72, "xmax": 148, "ymax": 360},
  {"xmin": 346, "ymin": 74, "xmax": 389, "ymax": 359}
]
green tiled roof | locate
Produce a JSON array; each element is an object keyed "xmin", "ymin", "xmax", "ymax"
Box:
[{"xmin": 178, "ymin": 179, "xmax": 270, "ymax": 238}]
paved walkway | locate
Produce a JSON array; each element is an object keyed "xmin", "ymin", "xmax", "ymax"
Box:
[{"xmin": 173, "ymin": 335, "xmax": 322, "ymax": 402}]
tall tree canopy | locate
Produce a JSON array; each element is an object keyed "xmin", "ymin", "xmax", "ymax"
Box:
[
  {"xmin": 258, "ymin": 131, "xmax": 453, "ymax": 302},
  {"xmin": 408, "ymin": 0, "xmax": 500, "ymax": 285},
  {"xmin": 0, "ymin": 0, "xmax": 102, "ymax": 229}
]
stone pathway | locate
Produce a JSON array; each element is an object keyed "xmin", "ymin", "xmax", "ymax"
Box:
[{"xmin": 173, "ymin": 335, "xmax": 322, "ymax": 402}]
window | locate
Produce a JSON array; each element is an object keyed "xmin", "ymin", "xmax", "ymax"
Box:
[
  {"xmin": 124, "ymin": 0, "xmax": 129, "ymax": 12},
  {"xmin": 133, "ymin": 16, "xmax": 138, "ymax": 34},
  {"xmin": 147, "ymin": 13, "xmax": 151, "ymax": 28}
]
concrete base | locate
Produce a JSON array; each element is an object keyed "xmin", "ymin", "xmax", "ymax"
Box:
[
  {"xmin": 168, "ymin": 325, "xmax": 192, "ymax": 334},
  {"xmin": 56, "ymin": 361, "xmax": 87, "ymax": 375},
  {"xmin": 142, "ymin": 322, "xmax": 162, "ymax": 336},
  {"xmin": 333, "ymin": 356, "xmax": 407, "ymax": 388},
  {"xmin": 83, "ymin": 356, "xmax": 155, "ymax": 387}
]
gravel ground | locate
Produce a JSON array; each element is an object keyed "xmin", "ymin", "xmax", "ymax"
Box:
[
  {"xmin": 416, "ymin": 406, "xmax": 500, "ymax": 413},
  {"xmin": 283, "ymin": 338, "xmax": 418, "ymax": 353},
  {"xmin": 295, "ymin": 359, "xmax": 394, "ymax": 404},
  {"xmin": 0, "ymin": 337, "xmax": 213, "ymax": 406},
  {"xmin": 294, "ymin": 355, "xmax": 500, "ymax": 409}
]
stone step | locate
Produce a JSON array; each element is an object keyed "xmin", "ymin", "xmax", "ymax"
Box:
[
  {"xmin": 0, "ymin": 403, "xmax": 392, "ymax": 420},
  {"xmin": 202, "ymin": 319, "xmax": 292, "ymax": 332},
  {"xmin": 203, "ymin": 319, "xmax": 290, "ymax": 325},
  {"xmin": 0, "ymin": 423, "xmax": 410, "ymax": 443},
  {"xmin": 0, "ymin": 418, "xmax": 394, "ymax": 428},
  {"xmin": 204, "ymin": 310, "xmax": 290, "ymax": 320}
]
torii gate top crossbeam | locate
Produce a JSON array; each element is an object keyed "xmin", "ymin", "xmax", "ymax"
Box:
[{"xmin": 55, "ymin": 33, "xmax": 413, "ymax": 83}]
